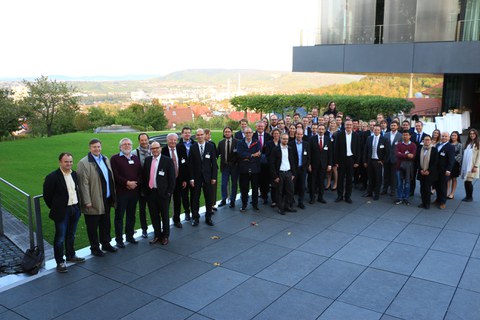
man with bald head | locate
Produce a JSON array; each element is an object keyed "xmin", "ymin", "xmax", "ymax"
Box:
[{"xmin": 435, "ymin": 131, "xmax": 455, "ymax": 209}]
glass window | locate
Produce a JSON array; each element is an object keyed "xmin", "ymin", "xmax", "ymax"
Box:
[
  {"xmin": 415, "ymin": 0, "xmax": 460, "ymax": 42},
  {"xmin": 463, "ymin": 0, "xmax": 480, "ymax": 40},
  {"xmin": 384, "ymin": 0, "xmax": 417, "ymax": 43},
  {"xmin": 346, "ymin": 0, "xmax": 377, "ymax": 44},
  {"xmin": 318, "ymin": 0, "xmax": 346, "ymax": 44}
]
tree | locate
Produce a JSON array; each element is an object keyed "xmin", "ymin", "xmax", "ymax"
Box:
[
  {"xmin": 21, "ymin": 75, "xmax": 79, "ymax": 137},
  {"xmin": 115, "ymin": 102, "xmax": 168, "ymax": 131},
  {"xmin": 0, "ymin": 89, "xmax": 20, "ymax": 138}
]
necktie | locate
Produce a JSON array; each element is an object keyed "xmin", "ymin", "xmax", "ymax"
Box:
[
  {"xmin": 259, "ymin": 135, "xmax": 263, "ymax": 149},
  {"xmin": 149, "ymin": 157, "xmax": 157, "ymax": 189},
  {"xmin": 200, "ymin": 144, "xmax": 204, "ymax": 157},
  {"xmin": 226, "ymin": 139, "xmax": 230, "ymax": 163},
  {"xmin": 319, "ymin": 136, "xmax": 323, "ymax": 150},
  {"xmin": 373, "ymin": 136, "xmax": 378, "ymax": 159},
  {"xmin": 417, "ymin": 133, "xmax": 421, "ymax": 143},
  {"xmin": 171, "ymin": 148, "xmax": 178, "ymax": 178}
]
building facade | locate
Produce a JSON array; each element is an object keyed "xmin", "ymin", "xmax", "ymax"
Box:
[{"xmin": 293, "ymin": 0, "xmax": 480, "ymax": 127}]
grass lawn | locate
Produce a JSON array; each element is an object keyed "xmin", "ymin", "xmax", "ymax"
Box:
[{"xmin": 0, "ymin": 130, "xmax": 225, "ymax": 248}]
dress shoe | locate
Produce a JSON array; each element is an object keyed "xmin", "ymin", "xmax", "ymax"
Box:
[
  {"xmin": 66, "ymin": 255, "xmax": 85, "ymax": 263},
  {"xmin": 91, "ymin": 249, "xmax": 105, "ymax": 257},
  {"xmin": 252, "ymin": 206, "xmax": 260, "ymax": 211},
  {"xmin": 317, "ymin": 198, "xmax": 327, "ymax": 204},
  {"xmin": 298, "ymin": 203, "xmax": 305, "ymax": 209},
  {"xmin": 462, "ymin": 197, "xmax": 473, "ymax": 202},
  {"xmin": 362, "ymin": 193, "xmax": 372, "ymax": 197},
  {"xmin": 380, "ymin": 190, "xmax": 387, "ymax": 195},
  {"xmin": 229, "ymin": 202, "xmax": 236, "ymax": 208},
  {"xmin": 270, "ymin": 202, "xmax": 276, "ymax": 208},
  {"xmin": 185, "ymin": 214, "xmax": 191, "ymax": 221},
  {"xmin": 218, "ymin": 200, "xmax": 227, "ymax": 207},
  {"xmin": 149, "ymin": 237, "xmax": 161, "ymax": 244},
  {"xmin": 161, "ymin": 237, "xmax": 169, "ymax": 245},
  {"xmin": 395, "ymin": 200, "xmax": 403, "ymax": 205},
  {"xmin": 345, "ymin": 198, "xmax": 352, "ymax": 204},
  {"xmin": 439, "ymin": 203, "xmax": 446, "ymax": 209},
  {"xmin": 212, "ymin": 206, "xmax": 218, "ymax": 212},
  {"xmin": 174, "ymin": 222, "xmax": 183, "ymax": 228},
  {"xmin": 418, "ymin": 203, "xmax": 426, "ymax": 208},
  {"xmin": 373, "ymin": 195, "xmax": 379, "ymax": 201},
  {"xmin": 309, "ymin": 199, "xmax": 315, "ymax": 204},
  {"xmin": 335, "ymin": 197, "xmax": 343, "ymax": 203},
  {"xmin": 286, "ymin": 207, "xmax": 297, "ymax": 212},
  {"xmin": 404, "ymin": 200, "xmax": 410, "ymax": 206},
  {"xmin": 141, "ymin": 230, "xmax": 148, "ymax": 238},
  {"xmin": 192, "ymin": 219, "xmax": 199, "ymax": 226},
  {"xmin": 126, "ymin": 238, "xmax": 138, "ymax": 244},
  {"xmin": 240, "ymin": 207, "xmax": 247, "ymax": 213},
  {"xmin": 116, "ymin": 241, "xmax": 125, "ymax": 248},
  {"xmin": 206, "ymin": 219, "xmax": 215, "ymax": 226},
  {"xmin": 102, "ymin": 245, "xmax": 117, "ymax": 253},
  {"xmin": 277, "ymin": 209, "xmax": 286, "ymax": 215},
  {"xmin": 56, "ymin": 262, "xmax": 68, "ymax": 273}
]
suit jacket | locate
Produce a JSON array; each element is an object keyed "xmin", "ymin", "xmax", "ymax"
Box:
[
  {"xmin": 143, "ymin": 155, "xmax": 176, "ymax": 198},
  {"xmin": 309, "ymin": 134, "xmax": 333, "ymax": 170},
  {"xmin": 270, "ymin": 145, "xmax": 297, "ymax": 180},
  {"xmin": 217, "ymin": 138, "xmax": 239, "ymax": 170},
  {"xmin": 334, "ymin": 131, "xmax": 361, "ymax": 166},
  {"xmin": 234, "ymin": 130, "xmax": 245, "ymax": 140},
  {"xmin": 43, "ymin": 169, "xmax": 80, "ymax": 222},
  {"xmin": 252, "ymin": 132, "xmax": 271, "ymax": 153},
  {"xmin": 161, "ymin": 145, "xmax": 188, "ymax": 183},
  {"xmin": 411, "ymin": 131, "xmax": 427, "ymax": 147},
  {"xmin": 416, "ymin": 146, "xmax": 439, "ymax": 182},
  {"xmin": 289, "ymin": 140, "xmax": 311, "ymax": 169},
  {"xmin": 237, "ymin": 139, "xmax": 261, "ymax": 174},
  {"xmin": 188, "ymin": 142, "xmax": 218, "ymax": 182},
  {"xmin": 383, "ymin": 131, "xmax": 403, "ymax": 164},
  {"xmin": 436, "ymin": 142, "xmax": 455, "ymax": 174},
  {"xmin": 363, "ymin": 135, "xmax": 389, "ymax": 164}
]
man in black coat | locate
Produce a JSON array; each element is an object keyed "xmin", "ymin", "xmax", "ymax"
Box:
[
  {"xmin": 188, "ymin": 128, "xmax": 218, "ymax": 226},
  {"xmin": 363, "ymin": 125, "xmax": 389, "ymax": 200},
  {"xmin": 237, "ymin": 127, "xmax": 261, "ymax": 211},
  {"xmin": 234, "ymin": 118, "xmax": 249, "ymax": 140},
  {"xmin": 144, "ymin": 142, "xmax": 176, "ymax": 245},
  {"xmin": 289, "ymin": 128, "xmax": 310, "ymax": 209},
  {"xmin": 43, "ymin": 152, "xmax": 84, "ymax": 273},
  {"xmin": 416, "ymin": 135, "xmax": 438, "ymax": 209},
  {"xmin": 334, "ymin": 120, "xmax": 361, "ymax": 203},
  {"xmin": 435, "ymin": 132, "xmax": 456, "ymax": 209},
  {"xmin": 177, "ymin": 127, "xmax": 194, "ymax": 221},
  {"xmin": 410, "ymin": 121, "xmax": 428, "ymax": 196},
  {"xmin": 309, "ymin": 124, "xmax": 332, "ymax": 204},
  {"xmin": 270, "ymin": 133, "xmax": 297, "ymax": 214},
  {"xmin": 162, "ymin": 133, "xmax": 189, "ymax": 228},
  {"xmin": 253, "ymin": 121, "xmax": 272, "ymax": 204},
  {"xmin": 217, "ymin": 126, "xmax": 239, "ymax": 208}
]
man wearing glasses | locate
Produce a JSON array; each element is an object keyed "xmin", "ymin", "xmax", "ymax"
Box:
[{"xmin": 237, "ymin": 127, "xmax": 261, "ymax": 212}]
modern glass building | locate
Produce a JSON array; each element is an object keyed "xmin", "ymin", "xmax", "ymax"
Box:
[{"xmin": 293, "ymin": 0, "xmax": 480, "ymax": 126}]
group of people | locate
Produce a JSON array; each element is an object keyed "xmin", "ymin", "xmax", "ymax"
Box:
[{"xmin": 43, "ymin": 101, "xmax": 480, "ymax": 273}]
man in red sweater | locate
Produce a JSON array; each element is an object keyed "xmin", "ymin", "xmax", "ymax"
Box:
[{"xmin": 395, "ymin": 130, "xmax": 417, "ymax": 205}]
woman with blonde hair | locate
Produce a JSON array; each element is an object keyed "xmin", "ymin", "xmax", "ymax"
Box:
[{"xmin": 461, "ymin": 129, "xmax": 480, "ymax": 202}]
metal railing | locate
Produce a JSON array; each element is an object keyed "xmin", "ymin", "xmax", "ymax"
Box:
[{"xmin": 0, "ymin": 178, "xmax": 44, "ymax": 258}]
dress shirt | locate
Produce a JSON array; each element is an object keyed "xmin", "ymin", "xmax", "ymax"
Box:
[
  {"xmin": 372, "ymin": 134, "xmax": 379, "ymax": 159},
  {"xmin": 280, "ymin": 145, "xmax": 291, "ymax": 171},
  {"xmin": 346, "ymin": 131, "xmax": 353, "ymax": 156},
  {"xmin": 93, "ymin": 154, "xmax": 110, "ymax": 198},
  {"xmin": 151, "ymin": 155, "xmax": 161, "ymax": 188},
  {"xmin": 61, "ymin": 169, "xmax": 78, "ymax": 206},
  {"xmin": 183, "ymin": 140, "xmax": 193, "ymax": 156},
  {"xmin": 437, "ymin": 142, "xmax": 447, "ymax": 152},
  {"xmin": 295, "ymin": 140, "xmax": 303, "ymax": 166},
  {"xmin": 390, "ymin": 131, "xmax": 397, "ymax": 145}
]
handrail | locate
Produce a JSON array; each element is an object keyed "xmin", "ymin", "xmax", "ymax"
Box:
[{"xmin": 33, "ymin": 195, "xmax": 45, "ymax": 263}]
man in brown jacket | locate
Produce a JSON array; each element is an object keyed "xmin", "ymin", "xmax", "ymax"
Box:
[{"xmin": 77, "ymin": 138, "xmax": 117, "ymax": 257}]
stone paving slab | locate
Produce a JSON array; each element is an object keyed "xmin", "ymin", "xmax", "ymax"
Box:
[{"xmin": 0, "ymin": 180, "xmax": 480, "ymax": 319}]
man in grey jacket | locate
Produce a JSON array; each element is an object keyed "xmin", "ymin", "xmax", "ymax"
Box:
[{"xmin": 77, "ymin": 138, "xmax": 117, "ymax": 257}]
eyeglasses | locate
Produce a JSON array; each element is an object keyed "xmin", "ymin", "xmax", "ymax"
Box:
[{"xmin": 151, "ymin": 147, "xmax": 160, "ymax": 150}]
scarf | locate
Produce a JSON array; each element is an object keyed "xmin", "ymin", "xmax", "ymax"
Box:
[
  {"xmin": 136, "ymin": 146, "xmax": 151, "ymax": 166},
  {"xmin": 420, "ymin": 145, "xmax": 432, "ymax": 171},
  {"xmin": 461, "ymin": 144, "xmax": 474, "ymax": 179}
]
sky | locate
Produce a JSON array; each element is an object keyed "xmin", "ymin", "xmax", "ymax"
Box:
[{"xmin": 0, "ymin": 0, "xmax": 318, "ymax": 78}]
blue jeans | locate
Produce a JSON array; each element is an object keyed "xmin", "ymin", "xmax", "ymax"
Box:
[
  {"xmin": 221, "ymin": 166, "xmax": 238, "ymax": 202},
  {"xmin": 396, "ymin": 171, "xmax": 410, "ymax": 201},
  {"xmin": 54, "ymin": 205, "xmax": 80, "ymax": 264}
]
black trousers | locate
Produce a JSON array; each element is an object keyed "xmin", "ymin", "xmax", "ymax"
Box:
[
  {"xmin": 84, "ymin": 199, "xmax": 112, "ymax": 251},
  {"xmin": 240, "ymin": 172, "xmax": 258, "ymax": 208},
  {"xmin": 138, "ymin": 194, "xmax": 148, "ymax": 231},
  {"xmin": 114, "ymin": 192, "xmax": 139, "ymax": 243},
  {"xmin": 382, "ymin": 161, "xmax": 397, "ymax": 193},
  {"xmin": 192, "ymin": 179, "xmax": 213, "ymax": 221},
  {"xmin": 276, "ymin": 171, "xmax": 294, "ymax": 210},
  {"xmin": 146, "ymin": 190, "xmax": 170, "ymax": 239},
  {"xmin": 172, "ymin": 177, "xmax": 184, "ymax": 224},
  {"xmin": 419, "ymin": 175, "xmax": 434, "ymax": 207},
  {"xmin": 367, "ymin": 160, "xmax": 383, "ymax": 196},
  {"xmin": 338, "ymin": 157, "xmax": 354, "ymax": 199},
  {"xmin": 181, "ymin": 184, "xmax": 193, "ymax": 215},
  {"xmin": 294, "ymin": 167, "xmax": 307, "ymax": 203},
  {"xmin": 435, "ymin": 174, "xmax": 450, "ymax": 205},
  {"xmin": 310, "ymin": 167, "xmax": 327, "ymax": 200},
  {"xmin": 259, "ymin": 163, "xmax": 270, "ymax": 200}
]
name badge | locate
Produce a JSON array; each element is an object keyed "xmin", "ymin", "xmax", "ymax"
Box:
[
  {"xmin": 128, "ymin": 160, "xmax": 134, "ymax": 165},
  {"xmin": 323, "ymin": 146, "xmax": 328, "ymax": 150},
  {"xmin": 233, "ymin": 148, "xmax": 237, "ymax": 152},
  {"xmin": 395, "ymin": 142, "xmax": 398, "ymax": 145},
  {"xmin": 379, "ymin": 145, "xmax": 385, "ymax": 149},
  {"xmin": 205, "ymin": 154, "xmax": 211, "ymax": 159},
  {"xmin": 303, "ymin": 151, "xmax": 307, "ymax": 156},
  {"xmin": 158, "ymin": 170, "xmax": 165, "ymax": 176},
  {"xmin": 440, "ymin": 152, "xmax": 446, "ymax": 156},
  {"xmin": 181, "ymin": 159, "xmax": 186, "ymax": 164},
  {"xmin": 420, "ymin": 142, "xmax": 424, "ymax": 145}
]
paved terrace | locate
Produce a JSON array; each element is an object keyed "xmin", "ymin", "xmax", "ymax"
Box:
[{"xmin": 1, "ymin": 183, "xmax": 480, "ymax": 320}]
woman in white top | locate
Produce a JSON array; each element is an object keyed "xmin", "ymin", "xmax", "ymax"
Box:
[{"xmin": 461, "ymin": 129, "xmax": 480, "ymax": 202}]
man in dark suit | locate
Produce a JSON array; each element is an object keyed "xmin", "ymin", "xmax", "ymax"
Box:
[
  {"xmin": 363, "ymin": 125, "xmax": 389, "ymax": 200},
  {"xmin": 410, "ymin": 121, "xmax": 427, "ymax": 196},
  {"xmin": 416, "ymin": 135, "xmax": 438, "ymax": 209},
  {"xmin": 435, "ymin": 132, "xmax": 455, "ymax": 209},
  {"xmin": 43, "ymin": 152, "xmax": 85, "ymax": 273},
  {"xmin": 334, "ymin": 120, "xmax": 361, "ymax": 203},
  {"xmin": 270, "ymin": 133, "xmax": 297, "ymax": 215},
  {"xmin": 144, "ymin": 141, "xmax": 175, "ymax": 245},
  {"xmin": 162, "ymin": 133, "xmax": 188, "ymax": 228},
  {"xmin": 189, "ymin": 128, "xmax": 218, "ymax": 226},
  {"xmin": 309, "ymin": 124, "xmax": 332, "ymax": 204},
  {"xmin": 237, "ymin": 127, "xmax": 261, "ymax": 211},
  {"xmin": 289, "ymin": 128, "xmax": 310, "ymax": 209},
  {"xmin": 217, "ymin": 126, "xmax": 239, "ymax": 208},
  {"xmin": 177, "ymin": 127, "xmax": 194, "ymax": 220},
  {"xmin": 234, "ymin": 118, "xmax": 249, "ymax": 140},
  {"xmin": 253, "ymin": 121, "xmax": 272, "ymax": 204},
  {"xmin": 382, "ymin": 121, "xmax": 403, "ymax": 196}
]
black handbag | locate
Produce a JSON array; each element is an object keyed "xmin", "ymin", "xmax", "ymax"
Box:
[{"xmin": 21, "ymin": 246, "xmax": 44, "ymax": 275}]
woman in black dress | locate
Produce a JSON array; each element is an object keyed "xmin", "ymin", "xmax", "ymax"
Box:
[{"xmin": 447, "ymin": 131, "xmax": 463, "ymax": 199}]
